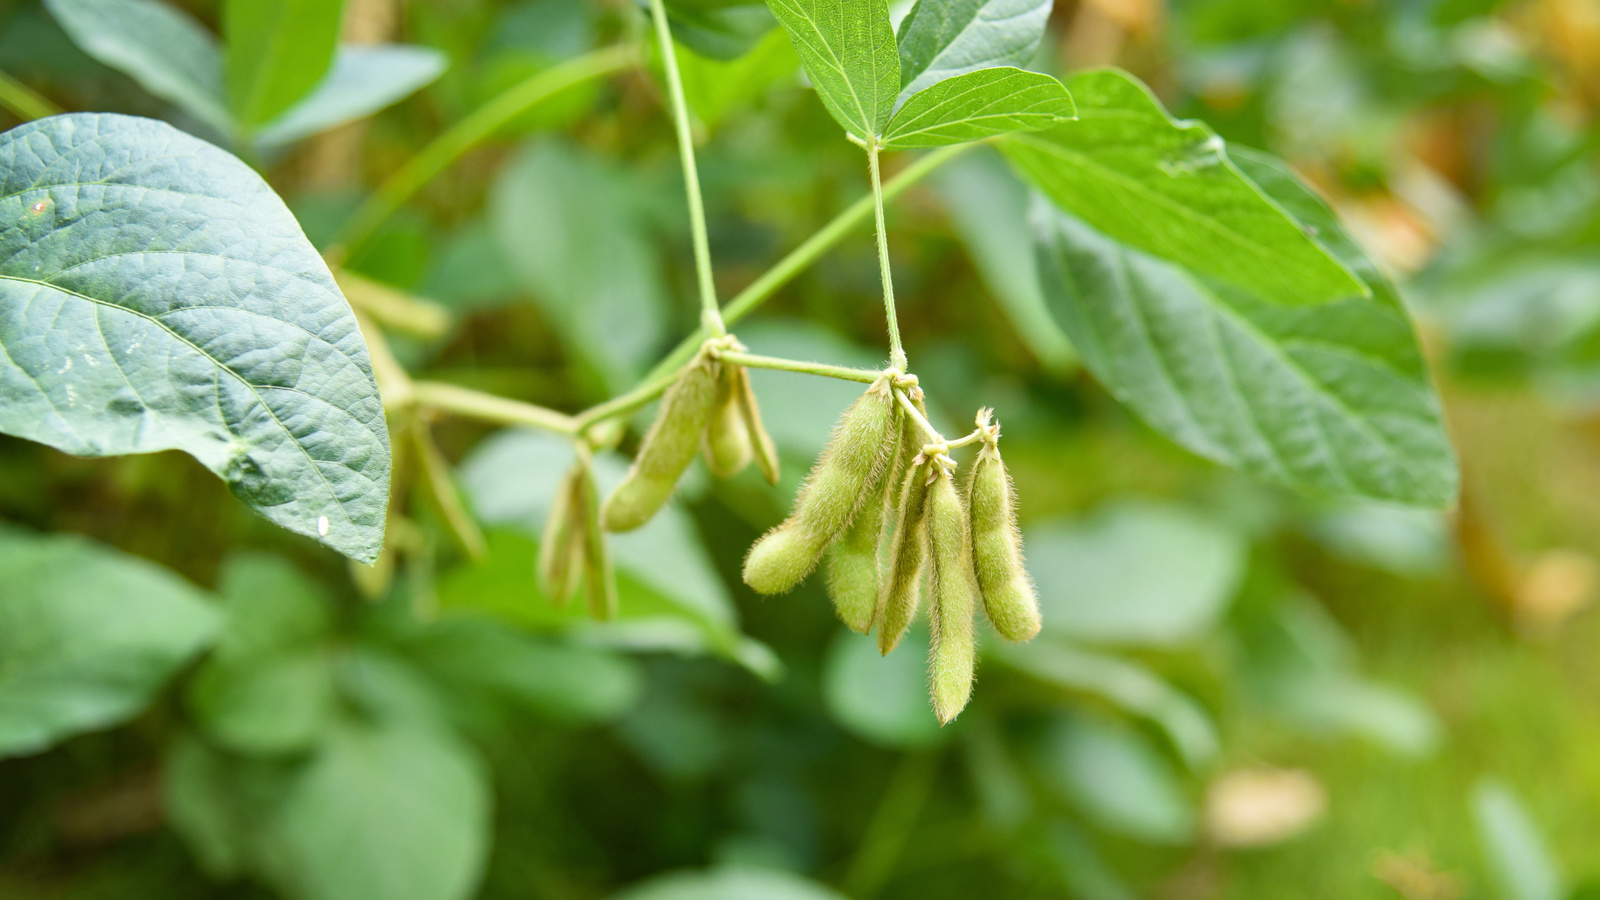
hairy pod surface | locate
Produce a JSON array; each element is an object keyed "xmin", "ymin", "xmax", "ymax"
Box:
[
  {"xmin": 742, "ymin": 524, "xmax": 830, "ymax": 595},
  {"xmin": 602, "ymin": 349, "xmax": 721, "ymax": 532},
  {"xmin": 577, "ymin": 461, "xmax": 617, "ymax": 620},
  {"xmin": 967, "ymin": 441, "xmax": 1040, "ymax": 641},
  {"xmin": 704, "ymin": 363, "xmax": 753, "ymax": 478},
  {"xmin": 825, "ymin": 409, "xmax": 903, "ymax": 632},
  {"xmin": 735, "ymin": 365, "xmax": 781, "ymax": 485},
  {"xmin": 538, "ymin": 464, "xmax": 587, "ymax": 604},
  {"xmin": 926, "ymin": 467, "xmax": 977, "ymax": 725},
  {"xmin": 876, "ymin": 457, "xmax": 932, "ymax": 655}
]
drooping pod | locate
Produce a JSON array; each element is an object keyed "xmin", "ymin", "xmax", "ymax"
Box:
[
  {"xmin": 735, "ymin": 365, "xmax": 781, "ymax": 486},
  {"xmin": 824, "ymin": 408, "xmax": 902, "ymax": 632},
  {"xmin": 538, "ymin": 463, "xmax": 588, "ymax": 604},
  {"xmin": 704, "ymin": 362, "xmax": 754, "ymax": 478},
  {"xmin": 925, "ymin": 464, "xmax": 977, "ymax": 725},
  {"xmin": 875, "ymin": 454, "xmax": 933, "ymax": 655},
  {"xmin": 602, "ymin": 347, "xmax": 721, "ymax": 532},
  {"xmin": 967, "ymin": 426, "xmax": 1040, "ymax": 641},
  {"xmin": 743, "ymin": 374, "xmax": 899, "ymax": 595},
  {"xmin": 575, "ymin": 458, "xmax": 618, "ymax": 620}
]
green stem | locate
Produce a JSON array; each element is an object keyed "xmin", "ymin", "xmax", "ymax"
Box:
[
  {"xmin": 332, "ymin": 44, "xmax": 634, "ymax": 259},
  {"xmin": 646, "ymin": 0, "xmax": 724, "ymax": 337},
  {"xmin": 868, "ymin": 144, "xmax": 906, "ymax": 371},
  {"xmin": 941, "ymin": 428, "xmax": 986, "ymax": 451},
  {"xmin": 0, "ymin": 70, "xmax": 61, "ymax": 121},
  {"xmin": 410, "ymin": 381, "xmax": 577, "ymax": 435},
  {"xmin": 894, "ymin": 388, "xmax": 940, "ymax": 443},
  {"xmin": 717, "ymin": 350, "xmax": 881, "ymax": 383}
]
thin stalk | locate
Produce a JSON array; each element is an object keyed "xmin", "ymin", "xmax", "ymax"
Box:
[
  {"xmin": 941, "ymin": 428, "xmax": 988, "ymax": 451},
  {"xmin": 717, "ymin": 351, "xmax": 881, "ymax": 384},
  {"xmin": 0, "ymin": 71, "xmax": 61, "ymax": 121},
  {"xmin": 646, "ymin": 0, "xmax": 724, "ymax": 336},
  {"xmin": 894, "ymin": 387, "xmax": 940, "ymax": 443},
  {"xmin": 355, "ymin": 310, "xmax": 415, "ymax": 409},
  {"xmin": 332, "ymin": 44, "xmax": 634, "ymax": 259},
  {"xmin": 411, "ymin": 381, "xmax": 577, "ymax": 435},
  {"xmin": 868, "ymin": 144, "xmax": 905, "ymax": 371}
]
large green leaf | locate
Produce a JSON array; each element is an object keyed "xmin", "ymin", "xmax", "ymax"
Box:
[
  {"xmin": 0, "ymin": 114, "xmax": 391, "ymax": 561},
  {"xmin": 1036, "ymin": 715, "xmax": 1195, "ymax": 844},
  {"xmin": 224, "ymin": 0, "xmax": 345, "ymax": 128},
  {"xmin": 822, "ymin": 627, "xmax": 942, "ymax": 748},
  {"xmin": 764, "ymin": 0, "xmax": 898, "ymax": 140},
  {"xmin": 666, "ymin": 0, "xmax": 777, "ymax": 61},
  {"xmin": 254, "ymin": 46, "xmax": 448, "ymax": 150},
  {"xmin": 1031, "ymin": 144, "xmax": 1459, "ymax": 508},
  {"xmin": 43, "ymin": 0, "xmax": 231, "ymax": 135},
  {"xmin": 895, "ymin": 0, "xmax": 1053, "ymax": 100},
  {"xmin": 0, "ymin": 528, "xmax": 218, "ymax": 758},
  {"xmin": 1003, "ymin": 68, "xmax": 1367, "ymax": 308},
  {"xmin": 880, "ymin": 67, "xmax": 1073, "ymax": 149}
]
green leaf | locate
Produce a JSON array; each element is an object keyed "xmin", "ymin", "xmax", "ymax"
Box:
[
  {"xmin": 254, "ymin": 45, "xmax": 447, "ymax": 150},
  {"xmin": 822, "ymin": 627, "xmax": 942, "ymax": 748},
  {"xmin": 0, "ymin": 527, "xmax": 218, "ymax": 758},
  {"xmin": 224, "ymin": 0, "xmax": 345, "ymax": 128},
  {"xmin": 612, "ymin": 867, "xmax": 848, "ymax": 900},
  {"xmin": 0, "ymin": 114, "xmax": 392, "ymax": 561},
  {"xmin": 666, "ymin": 0, "xmax": 778, "ymax": 61},
  {"xmin": 678, "ymin": 28, "xmax": 800, "ymax": 133},
  {"xmin": 1031, "ymin": 145, "xmax": 1459, "ymax": 508},
  {"xmin": 1025, "ymin": 502, "xmax": 1245, "ymax": 646},
  {"xmin": 880, "ymin": 67, "xmax": 1073, "ymax": 149},
  {"xmin": 763, "ymin": 0, "xmax": 899, "ymax": 140},
  {"xmin": 895, "ymin": 0, "xmax": 1053, "ymax": 100},
  {"xmin": 189, "ymin": 650, "xmax": 336, "ymax": 754},
  {"xmin": 1474, "ymin": 780, "xmax": 1565, "ymax": 900},
  {"xmin": 1003, "ymin": 68, "xmax": 1367, "ymax": 308},
  {"xmin": 1037, "ymin": 715, "xmax": 1194, "ymax": 844},
  {"xmin": 43, "ymin": 0, "xmax": 231, "ymax": 135}
]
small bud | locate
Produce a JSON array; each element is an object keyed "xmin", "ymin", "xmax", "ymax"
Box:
[
  {"xmin": 743, "ymin": 524, "xmax": 830, "ymax": 595},
  {"xmin": 602, "ymin": 349, "xmax": 721, "ymax": 532},
  {"xmin": 967, "ymin": 439, "xmax": 1040, "ymax": 641},
  {"xmin": 875, "ymin": 456, "xmax": 932, "ymax": 655},
  {"xmin": 538, "ymin": 464, "xmax": 587, "ymax": 604},
  {"xmin": 736, "ymin": 366, "xmax": 781, "ymax": 486},
  {"xmin": 926, "ymin": 466, "xmax": 977, "ymax": 725},
  {"xmin": 704, "ymin": 364, "xmax": 754, "ymax": 478},
  {"xmin": 825, "ymin": 411, "xmax": 902, "ymax": 632},
  {"xmin": 576, "ymin": 459, "xmax": 618, "ymax": 620}
]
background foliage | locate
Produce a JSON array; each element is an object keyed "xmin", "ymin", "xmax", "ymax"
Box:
[{"xmin": 2, "ymin": 0, "xmax": 1600, "ymax": 898}]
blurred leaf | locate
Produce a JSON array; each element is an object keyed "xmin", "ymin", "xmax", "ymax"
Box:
[
  {"xmin": 214, "ymin": 553, "xmax": 335, "ymax": 658},
  {"xmin": 1005, "ymin": 68, "xmax": 1366, "ymax": 307},
  {"xmin": 164, "ymin": 734, "xmax": 298, "ymax": 878},
  {"xmin": 931, "ymin": 149, "xmax": 1076, "ymax": 371},
  {"xmin": 895, "ymin": 0, "xmax": 1053, "ymax": 99},
  {"xmin": 489, "ymin": 140, "xmax": 668, "ymax": 391},
  {"xmin": 612, "ymin": 866, "xmax": 848, "ymax": 900},
  {"xmin": 1026, "ymin": 502, "xmax": 1246, "ymax": 646},
  {"xmin": 822, "ymin": 627, "xmax": 943, "ymax": 747},
  {"xmin": 1044, "ymin": 820, "xmax": 1138, "ymax": 900},
  {"xmin": 43, "ymin": 0, "xmax": 231, "ymax": 135},
  {"xmin": 0, "ymin": 527, "xmax": 217, "ymax": 758},
  {"xmin": 666, "ymin": 0, "xmax": 778, "ymax": 61},
  {"xmin": 880, "ymin": 67, "xmax": 1073, "ymax": 149},
  {"xmin": 1474, "ymin": 780, "xmax": 1564, "ymax": 900},
  {"xmin": 224, "ymin": 0, "xmax": 343, "ymax": 128},
  {"xmin": 0, "ymin": 114, "xmax": 392, "ymax": 561},
  {"xmin": 997, "ymin": 641, "xmax": 1219, "ymax": 768},
  {"xmin": 1037, "ymin": 715, "xmax": 1195, "ymax": 844},
  {"xmin": 764, "ymin": 0, "xmax": 898, "ymax": 141},
  {"xmin": 255, "ymin": 45, "xmax": 448, "ymax": 149},
  {"xmin": 1030, "ymin": 145, "xmax": 1457, "ymax": 508},
  {"xmin": 1302, "ymin": 501, "xmax": 1448, "ymax": 577},
  {"xmin": 678, "ymin": 28, "xmax": 800, "ymax": 132}
]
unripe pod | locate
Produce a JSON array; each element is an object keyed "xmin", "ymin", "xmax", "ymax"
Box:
[
  {"xmin": 576, "ymin": 459, "xmax": 618, "ymax": 620},
  {"xmin": 742, "ymin": 376, "xmax": 899, "ymax": 595},
  {"xmin": 736, "ymin": 366, "xmax": 781, "ymax": 486},
  {"xmin": 925, "ymin": 466, "xmax": 977, "ymax": 725},
  {"xmin": 538, "ymin": 464, "xmax": 587, "ymax": 604},
  {"xmin": 967, "ymin": 440, "xmax": 1040, "ymax": 641},
  {"xmin": 875, "ymin": 457, "xmax": 932, "ymax": 655},
  {"xmin": 824, "ymin": 411, "xmax": 902, "ymax": 632},
  {"xmin": 704, "ymin": 364, "xmax": 753, "ymax": 478},
  {"xmin": 602, "ymin": 349, "xmax": 721, "ymax": 532}
]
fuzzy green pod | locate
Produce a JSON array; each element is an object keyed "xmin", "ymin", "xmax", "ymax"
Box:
[
  {"xmin": 875, "ymin": 457, "xmax": 932, "ymax": 655},
  {"xmin": 735, "ymin": 365, "xmax": 781, "ymax": 486},
  {"xmin": 824, "ymin": 408, "xmax": 902, "ymax": 632},
  {"xmin": 576, "ymin": 460, "xmax": 618, "ymax": 620},
  {"xmin": 967, "ymin": 440, "xmax": 1040, "ymax": 641},
  {"xmin": 602, "ymin": 349, "xmax": 721, "ymax": 532},
  {"xmin": 742, "ymin": 376, "xmax": 899, "ymax": 595},
  {"xmin": 538, "ymin": 464, "xmax": 587, "ymax": 604},
  {"xmin": 704, "ymin": 363, "xmax": 753, "ymax": 478},
  {"xmin": 925, "ymin": 466, "xmax": 977, "ymax": 725}
]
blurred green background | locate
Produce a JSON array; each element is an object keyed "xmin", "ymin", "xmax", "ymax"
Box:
[{"xmin": 3, "ymin": 0, "xmax": 1600, "ymax": 898}]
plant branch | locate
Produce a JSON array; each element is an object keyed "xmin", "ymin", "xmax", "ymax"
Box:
[
  {"xmin": 411, "ymin": 381, "xmax": 577, "ymax": 435},
  {"xmin": 336, "ymin": 269, "xmax": 453, "ymax": 340},
  {"xmin": 646, "ymin": 0, "xmax": 724, "ymax": 337},
  {"xmin": 717, "ymin": 351, "xmax": 881, "ymax": 383},
  {"xmin": 868, "ymin": 144, "xmax": 906, "ymax": 371},
  {"xmin": 894, "ymin": 387, "xmax": 940, "ymax": 443},
  {"xmin": 0, "ymin": 70, "xmax": 61, "ymax": 122},
  {"xmin": 332, "ymin": 44, "xmax": 635, "ymax": 260}
]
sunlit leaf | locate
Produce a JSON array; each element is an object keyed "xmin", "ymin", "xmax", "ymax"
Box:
[
  {"xmin": 880, "ymin": 67, "xmax": 1073, "ymax": 149},
  {"xmin": 0, "ymin": 114, "xmax": 391, "ymax": 560},
  {"xmin": 224, "ymin": 0, "xmax": 344, "ymax": 127},
  {"xmin": 255, "ymin": 45, "xmax": 447, "ymax": 149},
  {"xmin": 895, "ymin": 0, "xmax": 1052, "ymax": 100},
  {"xmin": 764, "ymin": 0, "xmax": 899, "ymax": 140}
]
